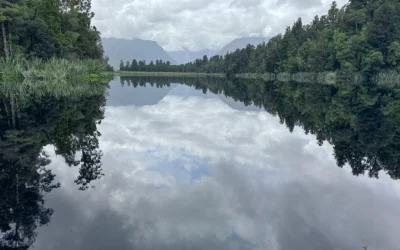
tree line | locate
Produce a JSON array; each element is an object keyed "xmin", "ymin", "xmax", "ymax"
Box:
[
  {"xmin": 121, "ymin": 0, "xmax": 400, "ymax": 74},
  {"xmin": 119, "ymin": 55, "xmax": 224, "ymax": 73},
  {"xmin": 0, "ymin": 0, "xmax": 104, "ymax": 61}
]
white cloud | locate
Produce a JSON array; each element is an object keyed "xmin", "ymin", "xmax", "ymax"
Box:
[{"xmin": 92, "ymin": 0, "xmax": 349, "ymax": 51}]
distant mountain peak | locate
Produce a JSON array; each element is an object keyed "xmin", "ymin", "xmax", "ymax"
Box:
[
  {"xmin": 217, "ymin": 37, "xmax": 269, "ymax": 55},
  {"xmin": 102, "ymin": 38, "xmax": 177, "ymax": 68}
]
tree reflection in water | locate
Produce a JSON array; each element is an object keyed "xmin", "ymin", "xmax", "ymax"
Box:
[{"xmin": 0, "ymin": 81, "xmax": 108, "ymax": 249}]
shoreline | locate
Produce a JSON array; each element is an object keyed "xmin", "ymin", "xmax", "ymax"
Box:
[{"xmin": 115, "ymin": 71, "xmax": 225, "ymax": 77}]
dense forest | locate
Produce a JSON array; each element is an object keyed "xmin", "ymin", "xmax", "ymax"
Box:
[
  {"xmin": 221, "ymin": 0, "xmax": 400, "ymax": 74},
  {"xmin": 119, "ymin": 75, "xmax": 400, "ymax": 180},
  {"xmin": 120, "ymin": 0, "xmax": 400, "ymax": 74},
  {"xmin": 0, "ymin": 0, "xmax": 103, "ymax": 60}
]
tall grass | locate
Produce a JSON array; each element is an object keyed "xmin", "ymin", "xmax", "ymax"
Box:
[
  {"xmin": 0, "ymin": 57, "xmax": 108, "ymax": 82},
  {"xmin": 0, "ymin": 78, "xmax": 109, "ymax": 98}
]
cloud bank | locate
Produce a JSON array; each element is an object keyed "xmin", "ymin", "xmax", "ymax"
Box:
[{"xmin": 93, "ymin": 0, "xmax": 348, "ymax": 51}]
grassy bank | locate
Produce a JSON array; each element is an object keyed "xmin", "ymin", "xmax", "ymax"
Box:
[
  {"xmin": 116, "ymin": 71, "xmax": 225, "ymax": 78},
  {"xmin": 0, "ymin": 78, "xmax": 109, "ymax": 97},
  {"xmin": 0, "ymin": 57, "xmax": 112, "ymax": 82}
]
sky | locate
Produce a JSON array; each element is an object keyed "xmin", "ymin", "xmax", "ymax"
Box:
[
  {"xmin": 33, "ymin": 82, "xmax": 400, "ymax": 250},
  {"xmin": 92, "ymin": 0, "xmax": 348, "ymax": 51}
]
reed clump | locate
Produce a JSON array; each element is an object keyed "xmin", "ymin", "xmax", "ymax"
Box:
[{"xmin": 0, "ymin": 57, "xmax": 109, "ymax": 82}]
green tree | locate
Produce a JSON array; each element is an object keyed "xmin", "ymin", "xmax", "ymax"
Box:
[
  {"xmin": 367, "ymin": 2, "xmax": 400, "ymax": 52},
  {"xmin": 387, "ymin": 41, "xmax": 400, "ymax": 67},
  {"xmin": 149, "ymin": 60, "xmax": 155, "ymax": 71},
  {"xmin": 0, "ymin": 0, "xmax": 104, "ymax": 60},
  {"xmin": 0, "ymin": 0, "xmax": 19, "ymax": 58}
]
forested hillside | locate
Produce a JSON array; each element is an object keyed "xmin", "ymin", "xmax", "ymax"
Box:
[
  {"xmin": 222, "ymin": 0, "xmax": 400, "ymax": 74},
  {"xmin": 102, "ymin": 38, "xmax": 176, "ymax": 68},
  {"xmin": 0, "ymin": 0, "xmax": 103, "ymax": 60},
  {"xmin": 120, "ymin": 0, "xmax": 400, "ymax": 75},
  {"xmin": 169, "ymin": 49, "xmax": 217, "ymax": 64}
]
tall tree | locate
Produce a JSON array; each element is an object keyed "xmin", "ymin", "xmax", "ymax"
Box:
[{"xmin": 0, "ymin": 0, "xmax": 19, "ymax": 58}]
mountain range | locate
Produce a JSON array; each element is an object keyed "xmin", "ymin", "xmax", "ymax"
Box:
[
  {"xmin": 102, "ymin": 37, "xmax": 269, "ymax": 68},
  {"xmin": 107, "ymin": 79, "xmax": 261, "ymax": 112},
  {"xmin": 102, "ymin": 38, "xmax": 177, "ymax": 68}
]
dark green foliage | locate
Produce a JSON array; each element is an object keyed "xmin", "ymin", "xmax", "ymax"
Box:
[
  {"xmin": 119, "ymin": 55, "xmax": 224, "ymax": 74},
  {"xmin": 0, "ymin": 0, "xmax": 104, "ymax": 60},
  {"xmin": 366, "ymin": 2, "xmax": 400, "ymax": 52}
]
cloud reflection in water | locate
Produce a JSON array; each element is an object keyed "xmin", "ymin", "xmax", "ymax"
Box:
[{"xmin": 34, "ymin": 83, "xmax": 400, "ymax": 250}]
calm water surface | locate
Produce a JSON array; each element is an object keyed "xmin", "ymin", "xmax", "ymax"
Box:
[{"xmin": 1, "ymin": 77, "xmax": 399, "ymax": 250}]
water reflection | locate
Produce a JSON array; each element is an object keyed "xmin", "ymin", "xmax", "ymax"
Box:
[
  {"xmin": 119, "ymin": 76, "xmax": 400, "ymax": 180},
  {"xmin": 1, "ymin": 76, "xmax": 400, "ymax": 250},
  {"xmin": 0, "ymin": 82, "xmax": 107, "ymax": 249}
]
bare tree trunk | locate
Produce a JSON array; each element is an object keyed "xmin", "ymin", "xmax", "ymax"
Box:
[
  {"xmin": 7, "ymin": 22, "xmax": 12, "ymax": 57},
  {"xmin": 2, "ymin": 98, "xmax": 11, "ymax": 127},
  {"xmin": 1, "ymin": 22, "xmax": 10, "ymax": 59},
  {"xmin": 11, "ymin": 95, "xmax": 16, "ymax": 128},
  {"xmin": 15, "ymin": 97, "xmax": 20, "ymax": 128},
  {"xmin": 16, "ymin": 173, "xmax": 19, "ymax": 205},
  {"xmin": 275, "ymin": 47, "xmax": 282, "ymax": 63}
]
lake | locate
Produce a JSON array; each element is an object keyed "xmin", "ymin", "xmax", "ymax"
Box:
[{"xmin": 1, "ymin": 76, "xmax": 399, "ymax": 250}]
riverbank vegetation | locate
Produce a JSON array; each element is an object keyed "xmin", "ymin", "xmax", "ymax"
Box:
[
  {"xmin": 0, "ymin": 0, "xmax": 103, "ymax": 60},
  {"xmin": 0, "ymin": 57, "xmax": 112, "ymax": 82},
  {"xmin": 119, "ymin": 56, "xmax": 224, "ymax": 74},
  {"xmin": 0, "ymin": 0, "xmax": 112, "ymax": 79},
  {"xmin": 0, "ymin": 78, "xmax": 109, "ymax": 99}
]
